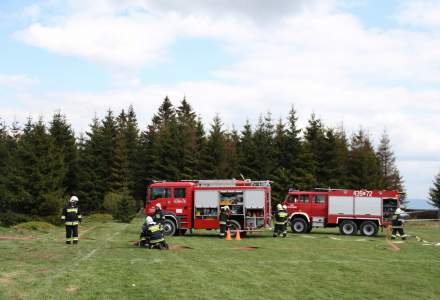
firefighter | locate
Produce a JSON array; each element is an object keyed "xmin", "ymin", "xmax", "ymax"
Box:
[
  {"xmin": 61, "ymin": 195, "xmax": 82, "ymax": 244},
  {"xmin": 273, "ymin": 203, "xmax": 288, "ymax": 238},
  {"xmin": 153, "ymin": 203, "xmax": 165, "ymax": 225},
  {"xmin": 141, "ymin": 216, "xmax": 169, "ymax": 250},
  {"xmin": 391, "ymin": 208, "xmax": 407, "ymax": 240},
  {"xmin": 219, "ymin": 206, "xmax": 230, "ymax": 238}
]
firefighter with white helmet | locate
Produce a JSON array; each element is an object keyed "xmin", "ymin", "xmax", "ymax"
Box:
[
  {"xmin": 153, "ymin": 203, "xmax": 165, "ymax": 225},
  {"xmin": 139, "ymin": 216, "xmax": 168, "ymax": 249},
  {"xmin": 391, "ymin": 207, "xmax": 407, "ymax": 240},
  {"xmin": 273, "ymin": 203, "xmax": 288, "ymax": 238},
  {"xmin": 219, "ymin": 206, "xmax": 230, "ymax": 238},
  {"xmin": 61, "ymin": 195, "xmax": 82, "ymax": 244}
]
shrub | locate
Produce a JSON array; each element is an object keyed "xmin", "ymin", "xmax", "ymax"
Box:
[
  {"xmin": 0, "ymin": 211, "xmax": 30, "ymax": 227},
  {"xmin": 103, "ymin": 192, "xmax": 121, "ymax": 214},
  {"xmin": 14, "ymin": 221, "xmax": 55, "ymax": 232},
  {"xmin": 113, "ymin": 192, "xmax": 136, "ymax": 223}
]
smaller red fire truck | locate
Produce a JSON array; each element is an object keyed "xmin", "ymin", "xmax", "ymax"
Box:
[
  {"xmin": 283, "ymin": 189, "xmax": 400, "ymax": 236},
  {"xmin": 144, "ymin": 179, "xmax": 272, "ymax": 236}
]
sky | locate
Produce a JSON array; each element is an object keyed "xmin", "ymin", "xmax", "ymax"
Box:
[{"xmin": 0, "ymin": 0, "xmax": 439, "ymax": 205}]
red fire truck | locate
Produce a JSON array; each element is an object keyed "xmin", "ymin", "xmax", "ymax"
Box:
[
  {"xmin": 283, "ymin": 189, "xmax": 400, "ymax": 236},
  {"xmin": 144, "ymin": 179, "xmax": 272, "ymax": 236}
]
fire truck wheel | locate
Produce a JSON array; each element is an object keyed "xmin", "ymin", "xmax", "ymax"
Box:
[
  {"xmin": 162, "ymin": 219, "xmax": 177, "ymax": 236},
  {"xmin": 339, "ymin": 220, "xmax": 358, "ymax": 235},
  {"xmin": 228, "ymin": 220, "xmax": 242, "ymax": 236},
  {"xmin": 360, "ymin": 221, "xmax": 378, "ymax": 236},
  {"xmin": 291, "ymin": 218, "xmax": 308, "ymax": 233}
]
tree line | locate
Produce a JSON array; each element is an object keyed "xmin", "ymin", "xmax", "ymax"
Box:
[{"xmin": 0, "ymin": 96, "xmax": 406, "ymax": 225}]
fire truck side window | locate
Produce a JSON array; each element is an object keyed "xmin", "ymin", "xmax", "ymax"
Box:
[
  {"xmin": 287, "ymin": 195, "xmax": 297, "ymax": 203},
  {"xmin": 174, "ymin": 188, "xmax": 186, "ymax": 198},
  {"xmin": 151, "ymin": 188, "xmax": 171, "ymax": 200},
  {"xmin": 314, "ymin": 195, "xmax": 325, "ymax": 204},
  {"xmin": 299, "ymin": 195, "xmax": 309, "ymax": 203}
]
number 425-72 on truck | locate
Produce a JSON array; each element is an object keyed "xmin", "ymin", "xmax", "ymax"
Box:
[{"xmin": 283, "ymin": 189, "xmax": 400, "ymax": 236}]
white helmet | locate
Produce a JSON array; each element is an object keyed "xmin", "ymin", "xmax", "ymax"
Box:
[
  {"xmin": 155, "ymin": 203, "xmax": 161, "ymax": 209},
  {"xmin": 395, "ymin": 208, "xmax": 404, "ymax": 215},
  {"xmin": 224, "ymin": 206, "xmax": 230, "ymax": 211},
  {"xmin": 283, "ymin": 205, "xmax": 287, "ymax": 210},
  {"xmin": 277, "ymin": 203, "xmax": 283, "ymax": 211},
  {"xmin": 145, "ymin": 216, "xmax": 155, "ymax": 225},
  {"xmin": 69, "ymin": 196, "xmax": 79, "ymax": 203}
]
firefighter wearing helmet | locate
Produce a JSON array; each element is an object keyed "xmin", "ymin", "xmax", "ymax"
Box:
[
  {"xmin": 273, "ymin": 203, "xmax": 288, "ymax": 238},
  {"xmin": 61, "ymin": 195, "xmax": 82, "ymax": 244},
  {"xmin": 219, "ymin": 206, "xmax": 230, "ymax": 238},
  {"xmin": 153, "ymin": 203, "xmax": 165, "ymax": 225},
  {"xmin": 391, "ymin": 207, "xmax": 407, "ymax": 240},
  {"xmin": 139, "ymin": 216, "xmax": 169, "ymax": 250}
]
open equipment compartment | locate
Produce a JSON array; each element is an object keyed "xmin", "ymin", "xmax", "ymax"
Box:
[{"xmin": 244, "ymin": 190, "xmax": 265, "ymax": 230}]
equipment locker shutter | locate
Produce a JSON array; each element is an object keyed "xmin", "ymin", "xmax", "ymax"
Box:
[
  {"xmin": 194, "ymin": 190, "xmax": 219, "ymax": 208},
  {"xmin": 354, "ymin": 197, "xmax": 381, "ymax": 215},
  {"xmin": 328, "ymin": 196, "xmax": 353, "ymax": 215},
  {"xmin": 244, "ymin": 190, "xmax": 265, "ymax": 208}
]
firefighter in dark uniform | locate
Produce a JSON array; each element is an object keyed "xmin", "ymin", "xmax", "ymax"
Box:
[
  {"xmin": 273, "ymin": 203, "xmax": 288, "ymax": 238},
  {"xmin": 219, "ymin": 206, "xmax": 230, "ymax": 238},
  {"xmin": 61, "ymin": 195, "xmax": 82, "ymax": 244},
  {"xmin": 391, "ymin": 208, "xmax": 407, "ymax": 240},
  {"xmin": 140, "ymin": 216, "xmax": 168, "ymax": 250},
  {"xmin": 153, "ymin": 203, "xmax": 165, "ymax": 225}
]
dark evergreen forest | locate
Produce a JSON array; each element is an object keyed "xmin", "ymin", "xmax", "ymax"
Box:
[{"xmin": 0, "ymin": 97, "xmax": 405, "ymax": 224}]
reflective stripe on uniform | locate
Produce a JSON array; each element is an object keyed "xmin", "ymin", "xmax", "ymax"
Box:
[
  {"xmin": 67, "ymin": 208, "xmax": 78, "ymax": 213},
  {"xmin": 279, "ymin": 212, "xmax": 288, "ymax": 218},
  {"xmin": 65, "ymin": 221, "xmax": 79, "ymax": 225},
  {"xmin": 149, "ymin": 238, "xmax": 164, "ymax": 244},
  {"xmin": 73, "ymin": 237, "xmax": 78, "ymax": 241},
  {"xmin": 78, "ymin": 215, "xmax": 82, "ymax": 219},
  {"xmin": 275, "ymin": 222, "xmax": 286, "ymax": 225},
  {"xmin": 61, "ymin": 216, "xmax": 66, "ymax": 219},
  {"xmin": 219, "ymin": 221, "xmax": 226, "ymax": 225},
  {"xmin": 150, "ymin": 225, "xmax": 161, "ymax": 233}
]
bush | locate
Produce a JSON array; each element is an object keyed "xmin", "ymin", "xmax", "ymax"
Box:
[
  {"xmin": 0, "ymin": 211, "xmax": 30, "ymax": 227},
  {"xmin": 86, "ymin": 213, "xmax": 113, "ymax": 223},
  {"xmin": 14, "ymin": 221, "xmax": 55, "ymax": 232},
  {"xmin": 113, "ymin": 192, "xmax": 136, "ymax": 223},
  {"xmin": 103, "ymin": 192, "xmax": 121, "ymax": 214}
]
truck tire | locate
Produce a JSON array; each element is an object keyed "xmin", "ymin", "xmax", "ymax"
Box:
[
  {"xmin": 291, "ymin": 218, "xmax": 308, "ymax": 234},
  {"xmin": 339, "ymin": 220, "xmax": 357, "ymax": 235},
  {"xmin": 229, "ymin": 220, "xmax": 242, "ymax": 236},
  {"xmin": 162, "ymin": 219, "xmax": 177, "ymax": 236},
  {"xmin": 360, "ymin": 221, "xmax": 378, "ymax": 236}
]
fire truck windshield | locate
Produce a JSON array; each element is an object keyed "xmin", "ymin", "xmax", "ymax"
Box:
[{"xmin": 151, "ymin": 188, "xmax": 171, "ymax": 200}]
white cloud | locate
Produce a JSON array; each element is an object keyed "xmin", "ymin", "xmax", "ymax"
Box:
[
  {"xmin": 397, "ymin": 0, "xmax": 440, "ymax": 27},
  {"xmin": 0, "ymin": 74, "xmax": 38, "ymax": 89},
  {"xmin": 6, "ymin": 0, "xmax": 440, "ymax": 199}
]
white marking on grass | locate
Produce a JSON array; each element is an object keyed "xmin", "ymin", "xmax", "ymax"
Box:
[
  {"xmin": 301, "ymin": 235, "xmax": 315, "ymax": 239},
  {"xmin": 330, "ymin": 237, "xmax": 341, "ymax": 240},
  {"xmin": 393, "ymin": 241, "xmax": 405, "ymax": 244},
  {"xmin": 422, "ymin": 243, "xmax": 432, "ymax": 246},
  {"xmin": 356, "ymin": 239, "xmax": 367, "ymax": 242}
]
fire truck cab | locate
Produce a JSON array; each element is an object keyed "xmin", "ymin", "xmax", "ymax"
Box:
[
  {"xmin": 145, "ymin": 179, "xmax": 272, "ymax": 236},
  {"xmin": 283, "ymin": 189, "xmax": 400, "ymax": 236}
]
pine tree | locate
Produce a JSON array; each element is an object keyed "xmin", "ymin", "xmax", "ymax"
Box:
[
  {"xmin": 199, "ymin": 115, "xmax": 227, "ymax": 178},
  {"xmin": 303, "ymin": 113, "xmax": 326, "ymax": 186},
  {"xmin": 428, "ymin": 170, "xmax": 440, "ymax": 210},
  {"xmin": 253, "ymin": 113, "xmax": 275, "ymax": 179},
  {"xmin": 348, "ymin": 129, "xmax": 381, "ymax": 189},
  {"xmin": 224, "ymin": 128, "xmax": 240, "ymax": 178},
  {"xmin": 238, "ymin": 120, "xmax": 258, "ymax": 179},
  {"xmin": 49, "ymin": 112, "xmax": 78, "ymax": 195},
  {"xmin": 125, "ymin": 105, "xmax": 143, "ymax": 200},
  {"xmin": 111, "ymin": 110, "xmax": 129, "ymax": 192},
  {"xmin": 177, "ymin": 98, "xmax": 198, "ymax": 179},
  {"xmin": 320, "ymin": 127, "xmax": 349, "ymax": 188},
  {"xmin": 11, "ymin": 118, "xmax": 65, "ymax": 217}
]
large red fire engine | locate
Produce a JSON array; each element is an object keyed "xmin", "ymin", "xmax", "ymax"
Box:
[
  {"xmin": 144, "ymin": 179, "xmax": 272, "ymax": 236},
  {"xmin": 283, "ymin": 189, "xmax": 400, "ymax": 236}
]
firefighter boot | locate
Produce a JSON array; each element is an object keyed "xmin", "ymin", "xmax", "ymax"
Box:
[{"xmin": 73, "ymin": 240, "xmax": 78, "ymax": 245}]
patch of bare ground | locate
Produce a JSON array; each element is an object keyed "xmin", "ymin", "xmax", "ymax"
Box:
[
  {"xmin": 233, "ymin": 246, "xmax": 259, "ymax": 250},
  {"xmin": 0, "ymin": 271, "xmax": 22, "ymax": 285},
  {"xmin": 65, "ymin": 286, "xmax": 79, "ymax": 293}
]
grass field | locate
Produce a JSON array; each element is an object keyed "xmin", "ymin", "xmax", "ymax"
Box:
[{"xmin": 1, "ymin": 217, "xmax": 439, "ymax": 300}]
